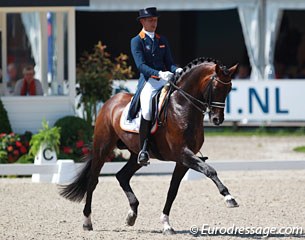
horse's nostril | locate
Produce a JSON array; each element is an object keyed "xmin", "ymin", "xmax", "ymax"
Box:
[{"xmin": 213, "ymin": 117, "xmax": 220, "ymax": 125}]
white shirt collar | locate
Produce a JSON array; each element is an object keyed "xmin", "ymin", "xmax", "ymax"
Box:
[{"xmin": 143, "ymin": 29, "xmax": 155, "ymax": 40}]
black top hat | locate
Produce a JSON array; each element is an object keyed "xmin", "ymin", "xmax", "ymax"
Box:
[{"xmin": 137, "ymin": 7, "xmax": 159, "ymax": 20}]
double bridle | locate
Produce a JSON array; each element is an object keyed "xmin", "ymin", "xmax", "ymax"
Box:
[{"xmin": 168, "ymin": 74, "xmax": 231, "ymax": 115}]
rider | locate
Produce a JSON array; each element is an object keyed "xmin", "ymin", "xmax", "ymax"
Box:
[{"xmin": 130, "ymin": 7, "xmax": 183, "ymax": 165}]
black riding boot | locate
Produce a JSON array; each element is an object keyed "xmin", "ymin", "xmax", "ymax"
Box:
[{"xmin": 138, "ymin": 117, "xmax": 152, "ymax": 166}]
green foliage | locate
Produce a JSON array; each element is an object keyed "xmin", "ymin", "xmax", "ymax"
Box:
[
  {"xmin": 15, "ymin": 154, "xmax": 34, "ymax": 164},
  {"xmin": 76, "ymin": 41, "xmax": 134, "ymax": 125},
  {"xmin": 54, "ymin": 116, "xmax": 93, "ymax": 162},
  {"xmin": 0, "ymin": 132, "xmax": 31, "ymax": 163},
  {"xmin": 293, "ymin": 146, "xmax": 305, "ymax": 153},
  {"xmin": 0, "ymin": 98, "xmax": 12, "ymax": 133},
  {"xmin": 205, "ymin": 126, "xmax": 305, "ymax": 137},
  {"xmin": 29, "ymin": 120, "xmax": 61, "ymax": 157}
]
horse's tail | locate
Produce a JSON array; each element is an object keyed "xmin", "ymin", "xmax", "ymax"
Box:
[{"xmin": 59, "ymin": 154, "xmax": 92, "ymax": 202}]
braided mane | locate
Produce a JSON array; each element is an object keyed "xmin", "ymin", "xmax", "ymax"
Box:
[{"xmin": 174, "ymin": 57, "xmax": 228, "ymax": 82}]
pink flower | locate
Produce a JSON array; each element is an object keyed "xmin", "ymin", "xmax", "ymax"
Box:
[
  {"xmin": 81, "ymin": 147, "xmax": 90, "ymax": 155},
  {"xmin": 8, "ymin": 155, "xmax": 15, "ymax": 163},
  {"xmin": 20, "ymin": 146, "xmax": 27, "ymax": 154},
  {"xmin": 13, "ymin": 149, "xmax": 19, "ymax": 156},
  {"xmin": 7, "ymin": 146, "xmax": 13, "ymax": 152},
  {"xmin": 63, "ymin": 146, "xmax": 73, "ymax": 154},
  {"xmin": 0, "ymin": 133, "xmax": 6, "ymax": 138},
  {"xmin": 76, "ymin": 140, "xmax": 84, "ymax": 148}
]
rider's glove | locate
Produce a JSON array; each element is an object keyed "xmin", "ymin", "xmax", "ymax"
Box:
[
  {"xmin": 175, "ymin": 68, "xmax": 183, "ymax": 74},
  {"xmin": 158, "ymin": 71, "xmax": 174, "ymax": 81}
]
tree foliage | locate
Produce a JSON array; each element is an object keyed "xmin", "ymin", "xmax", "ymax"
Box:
[{"xmin": 76, "ymin": 41, "xmax": 134, "ymax": 125}]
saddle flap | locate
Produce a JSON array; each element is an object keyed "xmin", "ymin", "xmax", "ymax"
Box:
[{"xmin": 120, "ymin": 86, "xmax": 170, "ymax": 134}]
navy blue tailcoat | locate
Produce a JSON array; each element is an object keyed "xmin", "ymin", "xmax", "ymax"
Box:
[{"xmin": 127, "ymin": 30, "xmax": 177, "ymax": 120}]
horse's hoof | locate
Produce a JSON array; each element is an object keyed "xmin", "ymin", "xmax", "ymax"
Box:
[
  {"xmin": 125, "ymin": 211, "xmax": 137, "ymax": 226},
  {"xmin": 226, "ymin": 198, "xmax": 239, "ymax": 208},
  {"xmin": 163, "ymin": 227, "xmax": 176, "ymax": 235},
  {"xmin": 83, "ymin": 224, "xmax": 93, "ymax": 231}
]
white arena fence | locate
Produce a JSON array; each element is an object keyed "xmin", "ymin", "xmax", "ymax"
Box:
[{"xmin": 1, "ymin": 160, "xmax": 305, "ymax": 184}]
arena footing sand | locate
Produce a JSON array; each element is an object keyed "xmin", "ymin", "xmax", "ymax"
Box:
[
  {"xmin": 1, "ymin": 170, "xmax": 305, "ymax": 240},
  {"xmin": 1, "ymin": 136, "xmax": 305, "ymax": 239}
]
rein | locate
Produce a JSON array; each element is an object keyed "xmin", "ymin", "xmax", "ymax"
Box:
[{"xmin": 168, "ymin": 74, "xmax": 230, "ymax": 114}]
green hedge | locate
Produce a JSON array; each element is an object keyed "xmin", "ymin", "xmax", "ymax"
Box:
[
  {"xmin": 54, "ymin": 116, "xmax": 93, "ymax": 162},
  {"xmin": 0, "ymin": 98, "xmax": 12, "ymax": 134}
]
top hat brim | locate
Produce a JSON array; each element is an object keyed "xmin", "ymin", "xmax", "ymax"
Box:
[{"xmin": 137, "ymin": 13, "xmax": 159, "ymax": 20}]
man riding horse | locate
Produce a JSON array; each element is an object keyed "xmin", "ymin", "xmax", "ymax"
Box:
[
  {"xmin": 128, "ymin": 7, "xmax": 183, "ymax": 166},
  {"xmin": 60, "ymin": 7, "xmax": 239, "ymax": 234}
]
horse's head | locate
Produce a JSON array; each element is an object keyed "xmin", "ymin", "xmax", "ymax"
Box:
[{"xmin": 205, "ymin": 63, "xmax": 238, "ymax": 125}]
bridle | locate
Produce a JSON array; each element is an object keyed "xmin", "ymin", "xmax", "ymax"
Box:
[{"xmin": 168, "ymin": 74, "xmax": 231, "ymax": 115}]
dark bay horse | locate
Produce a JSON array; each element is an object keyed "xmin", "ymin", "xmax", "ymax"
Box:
[{"xmin": 60, "ymin": 58, "xmax": 239, "ymax": 234}]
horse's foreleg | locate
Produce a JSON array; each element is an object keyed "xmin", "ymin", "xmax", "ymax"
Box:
[
  {"xmin": 116, "ymin": 152, "xmax": 142, "ymax": 226},
  {"xmin": 181, "ymin": 149, "xmax": 239, "ymax": 208},
  {"xmin": 161, "ymin": 163, "xmax": 189, "ymax": 235}
]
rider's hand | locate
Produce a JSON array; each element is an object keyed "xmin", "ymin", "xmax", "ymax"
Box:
[
  {"xmin": 175, "ymin": 68, "xmax": 183, "ymax": 74},
  {"xmin": 158, "ymin": 71, "xmax": 174, "ymax": 81}
]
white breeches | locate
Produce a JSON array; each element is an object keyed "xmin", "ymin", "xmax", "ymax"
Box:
[{"xmin": 140, "ymin": 78, "xmax": 167, "ymax": 121}]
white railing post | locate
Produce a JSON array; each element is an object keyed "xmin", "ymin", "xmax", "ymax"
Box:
[{"xmin": 52, "ymin": 160, "xmax": 76, "ymax": 184}]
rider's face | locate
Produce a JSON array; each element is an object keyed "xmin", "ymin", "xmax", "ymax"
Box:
[{"xmin": 140, "ymin": 17, "xmax": 158, "ymax": 32}]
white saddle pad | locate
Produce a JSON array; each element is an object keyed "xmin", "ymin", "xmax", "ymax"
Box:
[
  {"xmin": 120, "ymin": 86, "xmax": 169, "ymax": 134},
  {"xmin": 120, "ymin": 102, "xmax": 158, "ymax": 134}
]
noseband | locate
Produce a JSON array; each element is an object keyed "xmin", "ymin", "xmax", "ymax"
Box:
[{"xmin": 168, "ymin": 74, "xmax": 231, "ymax": 115}]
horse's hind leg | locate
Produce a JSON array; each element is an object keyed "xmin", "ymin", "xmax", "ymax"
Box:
[
  {"xmin": 116, "ymin": 152, "xmax": 142, "ymax": 226},
  {"xmin": 83, "ymin": 136, "xmax": 118, "ymax": 230},
  {"xmin": 181, "ymin": 149, "xmax": 239, "ymax": 208}
]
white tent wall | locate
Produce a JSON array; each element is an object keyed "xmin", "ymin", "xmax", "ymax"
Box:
[
  {"xmin": 237, "ymin": 1, "xmax": 262, "ymax": 80},
  {"xmin": 79, "ymin": 0, "xmax": 305, "ymax": 81},
  {"xmin": 265, "ymin": 0, "xmax": 305, "ymax": 79},
  {"xmin": 21, "ymin": 13, "xmax": 42, "ymax": 82}
]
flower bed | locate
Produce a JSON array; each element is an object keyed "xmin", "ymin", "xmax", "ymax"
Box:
[{"xmin": 0, "ymin": 132, "xmax": 32, "ymax": 163}]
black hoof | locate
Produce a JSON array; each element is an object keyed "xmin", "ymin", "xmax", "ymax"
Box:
[
  {"xmin": 163, "ymin": 228, "xmax": 176, "ymax": 235},
  {"xmin": 125, "ymin": 212, "xmax": 137, "ymax": 226},
  {"xmin": 83, "ymin": 224, "xmax": 93, "ymax": 231},
  {"xmin": 226, "ymin": 198, "xmax": 239, "ymax": 208}
]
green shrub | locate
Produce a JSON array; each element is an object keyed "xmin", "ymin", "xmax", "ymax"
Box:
[
  {"xmin": 54, "ymin": 116, "xmax": 93, "ymax": 162},
  {"xmin": 0, "ymin": 98, "xmax": 12, "ymax": 134}
]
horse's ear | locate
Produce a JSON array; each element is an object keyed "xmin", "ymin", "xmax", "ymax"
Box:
[
  {"xmin": 215, "ymin": 64, "xmax": 222, "ymax": 75},
  {"xmin": 228, "ymin": 64, "xmax": 239, "ymax": 77}
]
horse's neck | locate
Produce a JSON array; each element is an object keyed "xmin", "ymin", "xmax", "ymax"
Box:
[
  {"xmin": 168, "ymin": 82, "xmax": 204, "ymax": 130},
  {"xmin": 167, "ymin": 65, "xmax": 211, "ymax": 128}
]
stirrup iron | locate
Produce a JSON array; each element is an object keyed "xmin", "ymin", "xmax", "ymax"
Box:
[{"xmin": 137, "ymin": 150, "xmax": 150, "ymax": 166}]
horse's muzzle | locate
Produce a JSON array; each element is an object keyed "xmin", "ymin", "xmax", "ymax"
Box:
[
  {"xmin": 210, "ymin": 112, "xmax": 224, "ymax": 126},
  {"xmin": 212, "ymin": 116, "xmax": 221, "ymax": 125}
]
